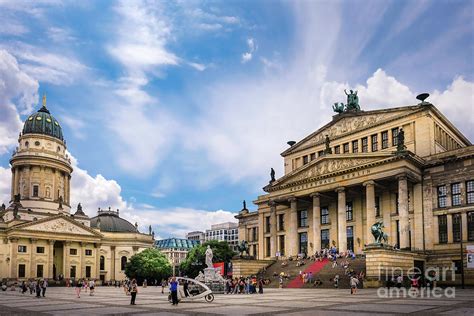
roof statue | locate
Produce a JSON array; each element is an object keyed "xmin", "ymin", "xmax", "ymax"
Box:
[
  {"xmin": 397, "ymin": 128, "xmax": 407, "ymax": 153},
  {"xmin": 324, "ymin": 135, "xmax": 332, "ymax": 154},
  {"xmin": 270, "ymin": 168, "xmax": 276, "ymax": 183},
  {"xmin": 332, "ymin": 89, "xmax": 361, "ymax": 113},
  {"xmin": 42, "ymin": 93, "xmax": 47, "ymax": 108},
  {"xmin": 148, "ymin": 225, "xmax": 152, "ymax": 235},
  {"xmin": 243, "ymin": 200, "xmax": 247, "ymax": 210}
]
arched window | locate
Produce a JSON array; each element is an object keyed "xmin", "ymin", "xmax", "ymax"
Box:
[
  {"xmin": 121, "ymin": 256, "xmax": 127, "ymax": 271},
  {"xmin": 100, "ymin": 255, "xmax": 105, "ymax": 271}
]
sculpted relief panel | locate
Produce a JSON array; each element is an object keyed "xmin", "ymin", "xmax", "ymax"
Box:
[{"xmin": 23, "ymin": 218, "xmax": 94, "ymax": 236}]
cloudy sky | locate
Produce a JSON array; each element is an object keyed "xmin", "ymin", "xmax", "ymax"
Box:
[{"xmin": 0, "ymin": 0, "xmax": 473, "ymax": 239}]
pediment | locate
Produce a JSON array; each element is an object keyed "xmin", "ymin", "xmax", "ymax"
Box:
[
  {"xmin": 16, "ymin": 215, "xmax": 102, "ymax": 237},
  {"xmin": 265, "ymin": 154, "xmax": 393, "ymax": 191},
  {"xmin": 282, "ymin": 106, "xmax": 422, "ymax": 156}
]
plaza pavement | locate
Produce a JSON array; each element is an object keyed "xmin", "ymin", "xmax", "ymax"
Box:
[{"xmin": 0, "ymin": 286, "xmax": 473, "ymax": 315}]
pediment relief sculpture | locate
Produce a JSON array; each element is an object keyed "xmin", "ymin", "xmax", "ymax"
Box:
[{"xmin": 23, "ymin": 218, "xmax": 96, "ymax": 236}]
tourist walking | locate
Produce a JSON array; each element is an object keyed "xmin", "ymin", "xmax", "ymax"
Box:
[
  {"xmin": 75, "ymin": 279, "xmax": 82, "ymax": 298},
  {"xmin": 35, "ymin": 279, "xmax": 41, "ymax": 298},
  {"xmin": 333, "ymin": 274, "xmax": 340, "ymax": 289},
  {"xmin": 396, "ymin": 275, "xmax": 403, "ymax": 288},
  {"xmin": 130, "ymin": 279, "xmax": 138, "ymax": 305},
  {"xmin": 170, "ymin": 277, "xmax": 179, "ymax": 306},
  {"xmin": 350, "ymin": 275, "xmax": 359, "ymax": 295},
  {"xmin": 258, "ymin": 278, "xmax": 264, "ymax": 294},
  {"xmin": 161, "ymin": 279, "xmax": 167, "ymax": 294},
  {"xmin": 41, "ymin": 279, "xmax": 47, "ymax": 297},
  {"xmin": 89, "ymin": 279, "xmax": 95, "ymax": 296}
]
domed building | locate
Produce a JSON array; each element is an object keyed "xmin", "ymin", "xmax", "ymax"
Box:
[{"xmin": 0, "ymin": 96, "xmax": 154, "ymax": 283}]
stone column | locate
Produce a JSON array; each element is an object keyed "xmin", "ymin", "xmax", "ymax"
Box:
[
  {"xmin": 447, "ymin": 214, "xmax": 453, "ymax": 244},
  {"xmin": 397, "ymin": 175, "xmax": 410, "ymax": 249},
  {"xmin": 257, "ymin": 212, "xmax": 264, "ymax": 259},
  {"xmin": 48, "ymin": 240, "xmax": 55, "ymax": 278},
  {"xmin": 110, "ymin": 246, "xmax": 116, "ymax": 281},
  {"xmin": 364, "ymin": 181, "xmax": 376, "ymax": 245},
  {"xmin": 29, "ymin": 238, "xmax": 37, "ymax": 278},
  {"xmin": 10, "ymin": 238, "xmax": 18, "ymax": 278},
  {"xmin": 64, "ymin": 241, "xmax": 70, "ymax": 278},
  {"xmin": 95, "ymin": 243, "xmax": 101, "ymax": 279},
  {"xmin": 311, "ymin": 193, "xmax": 321, "ymax": 252},
  {"xmin": 13, "ymin": 167, "xmax": 19, "ymax": 196},
  {"xmin": 461, "ymin": 212, "xmax": 468, "ymax": 241},
  {"xmin": 336, "ymin": 187, "xmax": 347, "ymax": 252},
  {"xmin": 80, "ymin": 242, "xmax": 85, "ymax": 278},
  {"xmin": 288, "ymin": 198, "xmax": 298, "ymax": 257},
  {"xmin": 66, "ymin": 175, "xmax": 71, "ymax": 205},
  {"xmin": 11, "ymin": 168, "xmax": 15, "ymax": 200},
  {"xmin": 269, "ymin": 201, "xmax": 277, "ymax": 258}
]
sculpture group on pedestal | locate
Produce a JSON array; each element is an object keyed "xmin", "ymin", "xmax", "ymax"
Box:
[{"xmin": 195, "ymin": 245, "xmax": 225, "ymax": 284}]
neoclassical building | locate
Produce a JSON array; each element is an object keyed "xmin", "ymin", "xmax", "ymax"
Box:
[
  {"xmin": 0, "ymin": 97, "xmax": 154, "ymax": 282},
  {"xmin": 236, "ymin": 94, "xmax": 474, "ymax": 282}
]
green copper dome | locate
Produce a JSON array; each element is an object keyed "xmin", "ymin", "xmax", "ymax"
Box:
[{"xmin": 22, "ymin": 98, "xmax": 64, "ymax": 141}]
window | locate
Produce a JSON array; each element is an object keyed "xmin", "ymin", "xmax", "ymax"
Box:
[
  {"xmin": 265, "ymin": 237, "xmax": 271, "ymax": 257},
  {"xmin": 343, "ymin": 143, "xmax": 349, "ymax": 153},
  {"xmin": 361, "ymin": 137, "xmax": 368, "ymax": 153},
  {"xmin": 382, "ymin": 131, "xmax": 389, "ymax": 149},
  {"xmin": 70, "ymin": 266, "xmax": 76, "ymax": 278},
  {"xmin": 18, "ymin": 245, "xmax": 27, "ymax": 253},
  {"xmin": 395, "ymin": 193, "xmax": 399, "ymax": 214},
  {"xmin": 37, "ymin": 265, "xmax": 43, "ymax": 278},
  {"xmin": 453, "ymin": 260, "xmax": 462, "ymax": 274},
  {"xmin": 438, "ymin": 215, "xmax": 448, "ymax": 244},
  {"xmin": 85, "ymin": 249, "xmax": 92, "ymax": 256},
  {"xmin": 70, "ymin": 248, "xmax": 77, "ymax": 255},
  {"xmin": 36, "ymin": 246, "xmax": 45, "ymax": 254},
  {"xmin": 100, "ymin": 255, "xmax": 105, "ymax": 270},
  {"xmin": 18, "ymin": 264, "xmax": 26, "ymax": 278},
  {"xmin": 303, "ymin": 155, "xmax": 309, "ymax": 165},
  {"xmin": 299, "ymin": 232, "xmax": 308, "ymax": 255},
  {"xmin": 318, "ymin": 150, "xmax": 324, "ymax": 157},
  {"xmin": 298, "ymin": 210, "xmax": 308, "ymax": 227},
  {"xmin": 452, "ymin": 183, "xmax": 461, "ymax": 206},
  {"xmin": 310, "ymin": 153, "xmax": 316, "ymax": 161},
  {"xmin": 438, "ymin": 185, "xmax": 447, "ymax": 208},
  {"xmin": 347, "ymin": 226, "xmax": 354, "ymax": 251},
  {"xmin": 321, "ymin": 207, "xmax": 329, "ymax": 225},
  {"xmin": 396, "ymin": 220, "xmax": 400, "ymax": 248},
  {"xmin": 86, "ymin": 266, "xmax": 91, "ymax": 278},
  {"xmin": 467, "ymin": 181, "xmax": 474, "ymax": 204},
  {"xmin": 392, "ymin": 128, "xmax": 399, "ymax": 146},
  {"xmin": 375, "ymin": 196, "xmax": 381, "ymax": 217},
  {"xmin": 121, "ymin": 256, "xmax": 127, "ymax": 270},
  {"xmin": 279, "ymin": 235, "xmax": 285, "ymax": 256},
  {"xmin": 321, "ymin": 229, "xmax": 330, "ymax": 249},
  {"xmin": 453, "ymin": 214, "xmax": 462, "ymax": 243},
  {"xmin": 33, "ymin": 185, "xmax": 39, "ymax": 197},
  {"xmin": 346, "ymin": 202, "xmax": 353, "ymax": 221},
  {"xmin": 371, "ymin": 134, "xmax": 378, "ymax": 152},
  {"xmin": 468, "ymin": 212, "xmax": 474, "ymax": 241},
  {"xmin": 265, "ymin": 216, "xmax": 270, "ymax": 233},
  {"xmin": 334, "ymin": 145, "xmax": 340, "ymax": 154},
  {"xmin": 278, "ymin": 214, "xmax": 285, "ymax": 231},
  {"xmin": 352, "ymin": 140, "xmax": 358, "ymax": 153},
  {"xmin": 252, "ymin": 227, "xmax": 258, "ymax": 241}
]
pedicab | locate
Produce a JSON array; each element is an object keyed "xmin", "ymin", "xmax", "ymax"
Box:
[{"xmin": 168, "ymin": 277, "xmax": 214, "ymax": 303}]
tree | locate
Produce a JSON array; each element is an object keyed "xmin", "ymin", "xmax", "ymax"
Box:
[
  {"xmin": 125, "ymin": 248, "xmax": 172, "ymax": 284},
  {"xmin": 180, "ymin": 240, "xmax": 236, "ymax": 278}
]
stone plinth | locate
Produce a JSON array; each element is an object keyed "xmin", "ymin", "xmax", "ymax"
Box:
[{"xmin": 232, "ymin": 259, "xmax": 274, "ymax": 277}]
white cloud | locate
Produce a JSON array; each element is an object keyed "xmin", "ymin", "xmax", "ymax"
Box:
[
  {"xmin": 0, "ymin": 167, "xmax": 11, "ymax": 205},
  {"xmin": 241, "ymin": 52, "xmax": 252, "ymax": 63},
  {"xmin": 188, "ymin": 62, "xmax": 206, "ymax": 71},
  {"xmin": 241, "ymin": 38, "xmax": 256, "ymax": 63},
  {"xmin": 47, "ymin": 26, "xmax": 76, "ymax": 42},
  {"xmin": 58, "ymin": 114, "xmax": 86, "ymax": 139}
]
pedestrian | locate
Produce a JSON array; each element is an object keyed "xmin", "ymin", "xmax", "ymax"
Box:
[
  {"xmin": 350, "ymin": 275, "xmax": 359, "ymax": 295},
  {"xmin": 333, "ymin": 274, "xmax": 339, "ymax": 289},
  {"xmin": 161, "ymin": 279, "xmax": 167, "ymax": 294},
  {"xmin": 35, "ymin": 279, "xmax": 41, "ymax": 298},
  {"xmin": 29, "ymin": 280, "xmax": 35, "ymax": 294},
  {"xmin": 75, "ymin": 279, "xmax": 82, "ymax": 298},
  {"xmin": 89, "ymin": 279, "xmax": 95, "ymax": 296},
  {"xmin": 396, "ymin": 275, "xmax": 403, "ymax": 288},
  {"xmin": 170, "ymin": 277, "xmax": 179, "ymax": 306},
  {"xmin": 21, "ymin": 281, "xmax": 27, "ymax": 294},
  {"xmin": 41, "ymin": 279, "xmax": 47, "ymax": 297},
  {"xmin": 130, "ymin": 279, "xmax": 138, "ymax": 305},
  {"xmin": 258, "ymin": 278, "xmax": 264, "ymax": 294},
  {"xmin": 279, "ymin": 276, "xmax": 283, "ymax": 289}
]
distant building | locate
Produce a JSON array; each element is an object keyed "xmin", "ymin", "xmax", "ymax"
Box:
[
  {"xmin": 186, "ymin": 231, "xmax": 205, "ymax": 243},
  {"xmin": 205, "ymin": 222, "xmax": 239, "ymax": 251},
  {"xmin": 154, "ymin": 238, "xmax": 199, "ymax": 271}
]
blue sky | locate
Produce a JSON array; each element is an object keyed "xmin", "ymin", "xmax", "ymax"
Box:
[{"xmin": 0, "ymin": 0, "xmax": 473, "ymax": 238}]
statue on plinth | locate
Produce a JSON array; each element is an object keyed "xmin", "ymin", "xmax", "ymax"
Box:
[
  {"xmin": 205, "ymin": 245, "xmax": 213, "ymax": 268},
  {"xmin": 371, "ymin": 222, "xmax": 388, "ymax": 244}
]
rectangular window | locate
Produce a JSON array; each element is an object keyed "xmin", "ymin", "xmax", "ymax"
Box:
[
  {"xmin": 346, "ymin": 226, "xmax": 354, "ymax": 251},
  {"xmin": 453, "ymin": 214, "xmax": 461, "ymax": 243},
  {"xmin": 438, "ymin": 185, "xmax": 447, "ymax": 208},
  {"xmin": 303, "ymin": 155, "xmax": 309, "ymax": 165},
  {"xmin": 310, "ymin": 153, "xmax": 316, "ymax": 161},
  {"xmin": 334, "ymin": 145, "xmax": 340, "ymax": 154},
  {"xmin": 382, "ymin": 131, "xmax": 389, "ymax": 149},
  {"xmin": 451, "ymin": 183, "xmax": 461, "ymax": 206},
  {"xmin": 375, "ymin": 196, "xmax": 381, "ymax": 217},
  {"xmin": 321, "ymin": 207, "xmax": 329, "ymax": 225},
  {"xmin": 70, "ymin": 248, "xmax": 77, "ymax": 255},
  {"xmin": 252, "ymin": 227, "xmax": 258, "ymax": 241},
  {"xmin": 265, "ymin": 216, "xmax": 270, "ymax": 233},
  {"xmin": 468, "ymin": 212, "xmax": 474, "ymax": 241},
  {"xmin": 343, "ymin": 143, "xmax": 349, "ymax": 153},
  {"xmin": 352, "ymin": 140, "xmax": 358, "ymax": 153},
  {"xmin": 395, "ymin": 193, "xmax": 399, "ymax": 214},
  {"xmin": 37, "ymin": 265, "xmax": 43, "ymax": 278},
  {"xmin": 298, "ymin": 210, "xmax": 308, "ymax": 227},
  {"xmin": 318, "ymin": 150, "xmax": 324, "ymax": 157},
  {"xmin": 299, "ymin": 232, "xmax": 308, "ymax": 255},
  {"xmin": 33, "ymin": 185, "xmax": 39, "ymax": 197},
  {"xmin": 265, "ymin": 237, "xmax": 271, "ymax": 257},
  {"xmin": 467, "ymin": 180, "xmax": 474, "ymax": 204},
  {"xmin": 18, "ymin": 245, "xmax": 27, "ymax": 253},
  {"xmin": 396, "ymin": 220, "xmax": 400, "ymax": 248},
  {"xmin": 279, "ymin": 235, "xmax": 285, "ymax": 256},
  {"xmin": 361, "ymin": 137, "xmax": 368, "ymax": 153},
  {"xmin": 85, "ymin": 249, "xmax": 92, "ymax": 256},
  {"xmin": 18, "ymin": 264, "xmax": 26, "ymax": 278},
  {"xmin": 278, "ymin": 214, "xmax": 285, "ymax": 231},
  {"xmin": 36, "ymin": 246, "xmax": 45, "ymax": 254},
  {"xmin": 438, "ymin": 215, "xmax": 448, "ymax": 244},
  {"xmin": 371, "ymin": 134, "xmax": 378, "ymax": 152},
  {"xmin": 321, "ymin": 229, "xmax": 330, "ymax": 249},
  {"xmin": 346, "ymin": 202, "xmax": 353, "ymax": 221},
  {"xmin": 392, "ymin": 128, "xmax": 399, "ymax": 147},
  {"xmin": 70, "ymin": 265, "xmax": 76, "ymax": 278},
  {"xmin": 86, "ymin": 266, "xmax": 91, "ymax": 278}
]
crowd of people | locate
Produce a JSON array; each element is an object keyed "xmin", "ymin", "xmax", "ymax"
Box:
[
  {"xmin": 1, "ymin": 279, "xmax": 49, "ymax": 297},
  {"xmin": 224, "ymin": 276, "xmax": 264, "ymax": 294}
]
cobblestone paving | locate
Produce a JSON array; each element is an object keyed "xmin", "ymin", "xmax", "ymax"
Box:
[{"xmin": 0, "ymin": 286, "xmax": 473, "ymax": 315}]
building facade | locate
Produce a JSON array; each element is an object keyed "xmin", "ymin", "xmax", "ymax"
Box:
[
  {"xmin": 236, "ymin": 98, "xmax": 474, "ymax": 282},
  {"xmin": 186, "ymin": 231, "xmax": 205, "ymax": 243},
  {"xmin": 0, "ymin": 98, "xmax": 154, "ymax": 282},
  {"xmin": 154, "ymin": 238, "xmax": 199, "ymax": 271},
  {"xmin": 205, "ymin": 222, "xmax": 239, "ymax": 251}
]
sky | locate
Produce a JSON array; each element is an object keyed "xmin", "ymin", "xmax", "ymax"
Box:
[{"xmin": 0, "ymin": 0, "xmax": 473, "ymax": 239}]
